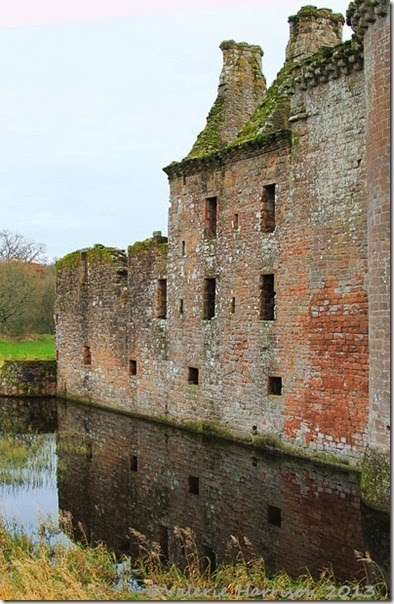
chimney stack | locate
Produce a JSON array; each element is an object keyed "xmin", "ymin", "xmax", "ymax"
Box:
[
  {"xmin": 186, "ymin": 41, "xmax": 266, "ymax": 158},
  {"xmin": 285, "ymin": 6, "xmax": 344, "ymax": 63},
  {"xmin": 217, "ymin": 41, "xmax": 266, "ymax": 144}
]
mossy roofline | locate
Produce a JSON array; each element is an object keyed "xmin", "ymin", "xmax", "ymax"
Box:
[
  {"xmin": 288, "ymin": 5, "xmax": 345, "ymax": 23},
  {"xmin": 163, "ymin": 33, "xmax": 364, "ymax": 180},
  {"xmin": 219, "ymin": 39, "xmax": 263, "ymax": 55}
]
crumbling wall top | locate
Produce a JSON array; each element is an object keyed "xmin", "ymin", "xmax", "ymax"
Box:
[
  {"xmin": 346, "ymin": 0, "xmax": 389, "ymax": 38},
  {"xmin": 286, "ymin": 5, "xmax": 344, "ymax": 63}
]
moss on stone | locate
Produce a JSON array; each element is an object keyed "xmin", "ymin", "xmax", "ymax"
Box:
[
  {"xmin": 56, "ymin": 245, "xmax": 126, "ymax": 274},
  {"xmin": 288, "ymin": 6, "xmax": 344, "ymax": 24},
  {"xmin": 360, "ymin": 446, "xmax": 390, "ymax": 511},
  {"xmin": 235, "ymin": 61, "xmax": 297, "ymax": 144},
  {"xmin": 128, "ymin": 237, "xmax": 168, "ymax": 257},
  {"xmin": 219, "ymin": 39, "xmax": 263, "ymax": 53},
  {"xmin": 186, "ymin": 96, "xmax": 226, "ymax": 160}
]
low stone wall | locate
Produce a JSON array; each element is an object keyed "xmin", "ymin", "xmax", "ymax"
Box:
[{"xmin": 0, "ymin": 360, "xmax": 57, "ymax": 397}]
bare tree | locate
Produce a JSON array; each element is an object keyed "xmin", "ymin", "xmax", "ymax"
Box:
[
  {"xmin": 0, "ymin": 262, "xmax": 36, "ymax": 333},
  {"xmin": 0, "ymin": 229, "xmax": 46, "ymax": 263}
]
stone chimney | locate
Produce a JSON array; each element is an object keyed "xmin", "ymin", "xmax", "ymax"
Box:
[
  {"xmin": 217, "ymin": 41, "xmax": 266, "ymax": 142},
  {"xmin": 186, "ymin": 41, "xmax": 266, "ymax": 159},
  {"xmin": 285, "ymin": 6, "xmax": 344, "ymax": 63}
]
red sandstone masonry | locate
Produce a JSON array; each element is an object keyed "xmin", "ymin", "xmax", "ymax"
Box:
[{"xmin": 55, "ymin": 3, "xmax": 389, "ymax": 466}]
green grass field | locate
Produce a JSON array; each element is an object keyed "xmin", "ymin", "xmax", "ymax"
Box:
[{"xmin": 0, "ymin": 335, "xmax": 55, "ymax": 360}]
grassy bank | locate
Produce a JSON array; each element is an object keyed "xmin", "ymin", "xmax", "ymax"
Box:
[
  {"xmin": 0, "ymin": 519, "xmax": 388, "ymax": 600},
  {"xmin": 0, "ymin": 334, "xmax": 55, "ymax": 360}
]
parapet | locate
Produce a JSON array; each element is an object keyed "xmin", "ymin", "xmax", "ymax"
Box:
[
  {"xmin": 286, "ymin": 5, "xmax": 344, "ymax": 62},
  {"xmin": 346, "ymin": 0, "xmax": 389, "ymax": 38}
]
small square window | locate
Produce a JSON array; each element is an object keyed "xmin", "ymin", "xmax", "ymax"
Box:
[
  {"xmin": 188, "ymin": 475, "xmax": 199, "ymax": 494},
  {"xmin": 268, "ymin": 376, "xmax": 282, "ymax": 395},
  {"xmin": 188, "ymin": 367, "xmax": 199, "ymax": 385},
  {"xmin": 129, "ymin": 359, "xmax": 137, "ymax": 375}
]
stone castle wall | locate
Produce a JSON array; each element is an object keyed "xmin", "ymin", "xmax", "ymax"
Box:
[{"xmin": 55, "ymin": 2, "xmax": 390, "ymax": 472}]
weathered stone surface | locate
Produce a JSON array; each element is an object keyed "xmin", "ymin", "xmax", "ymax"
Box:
[
  {"xmin": 55, "ymin": 2, "xmax": 390, "ymax": 481},
  {"xmin": 0, "ymin": 360, "xmax": 57, "ymax": 397},
  {"xmin": 286, "ymin": 6, "xmax": 344, "ymax": 63}
]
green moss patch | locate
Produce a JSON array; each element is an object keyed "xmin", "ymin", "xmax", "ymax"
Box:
[
  {"xmin": 360, "ymin": 446, "xmax": 390, "ymax": 511},
  {"xmin": 186, "ymin": 96, "xmax": 226, "ymax": 160}
]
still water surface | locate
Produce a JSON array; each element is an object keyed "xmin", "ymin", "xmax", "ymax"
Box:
[{"xmin": 0, "ymin": 397, "xmax": 389, "ymax": 584}]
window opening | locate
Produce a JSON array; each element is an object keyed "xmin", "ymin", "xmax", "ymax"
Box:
[
  {"xmin": 261, "ymin": 184, "xmax": 276, "ymax": 232},
  {"xmin": 260, "ymin": 274, "xmax": 275, "ymax": 321},
  {"xmin": 268, "ymin": 376, "xmax": 282, "ymax": 395},
  {"xmin": 129, "ymin": 359, "xmax": 137, "ymax": 376},
  {"xmin": 267, "ymin": 505, "xmax": 281, "ymax": 527},
  {"xmin": 188, "ymin": 367, "xmax": 199, "ymax": 385},
  {"xmin": 205, "ymin": 196, "xmax": 217, "ymax": 238},
  {"xmin": 83, "ymin": 345, "xmax": 91, "ymax": 365},
  {"xmin": 188, "ymin": 475, "xmax": 199, "ymax": 494},
  {"xmin": 130, "ymin": 455, "xmax": 138, "ymax": 472},
  {"xmin": 157, "ymin": 279, "xmax": 167, "ymax": 318},
  {"xmin": 203, "ymin": 278, "xmax": 216, "ymax": 319}
]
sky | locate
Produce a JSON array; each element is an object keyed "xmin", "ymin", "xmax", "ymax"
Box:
[{"xmin": 1, "ymin": 0, "xmax": 352, "ymax": 262}]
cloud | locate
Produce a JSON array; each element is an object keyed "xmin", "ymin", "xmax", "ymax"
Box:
[{"xmin": 0, "ymin": 0, "xmax": 265, "ymax": 27}]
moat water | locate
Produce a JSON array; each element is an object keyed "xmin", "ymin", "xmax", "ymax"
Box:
[{"xmin": 0, "ymin": 397, "xmax": 390, "ymax": 585}]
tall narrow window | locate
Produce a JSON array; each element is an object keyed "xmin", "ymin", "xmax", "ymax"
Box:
[
  {"xmin": 129, "ymin": 359, "xmax": 137, "ymax": 376},
  {"xmin": 179, "ymin": 299, "xmax": 184, "ymax": 315},
  {"xmin": 188, "ymin": 475, "xmax": 199, "ymax": 494},
  {"xmin": 261, "ymin": 184, "xmax": 276, "ymax": 233},
  {"xmin": 157, "ymin": 279, "xmax": 167, "ymax": 318},
  {"xmin": 130, "ymin": 454, "xmax": 138, "ymax": 472},
  {"xmin": 231, "ymin": 297, "xmax": 236, "ymax": 314},
  {"xmin": 233, "ymin": 213, "xmax": 239, "ymax": 230},
  {"xmin": 260, "ymin": 274, "xmax": 275, "ymax": 321},
  {"xmin": 205, "ymin": 196, "xmax": 217, "ymax": 238},
  {"xmin": 203, "ymin": 278, "xmax": 216, "ymax": 320},
  {"xmin": 181, "ymin": 240, "xmax": 186, "ymax": 256},
  {"xmin": 83, "ymin": 345, "xmax": 91, "ymax": 365}
]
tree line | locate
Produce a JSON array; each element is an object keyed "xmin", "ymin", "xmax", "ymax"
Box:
[{"xmin": 0, "ymin": 230, "xmax": 55, "ymax": 337}]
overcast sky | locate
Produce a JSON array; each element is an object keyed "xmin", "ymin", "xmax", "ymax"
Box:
[{"xmin": 1, "ymin": 0, "xmax": 352, "ymax": 262}]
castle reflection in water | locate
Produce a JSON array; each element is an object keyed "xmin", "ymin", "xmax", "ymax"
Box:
[{"xmin": 56, "ymin": 400, "xmax": 389, "ymax": 582}]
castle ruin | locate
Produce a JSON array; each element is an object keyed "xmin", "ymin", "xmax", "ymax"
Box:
[{"xmin": 55, "ymin": 0, "xmax": 390, "ymax": 508}]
